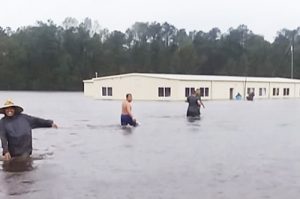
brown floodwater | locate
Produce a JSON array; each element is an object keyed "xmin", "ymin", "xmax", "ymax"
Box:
[{"xmin": 0, "ymin": 91, "xmax": 300, "ymax": 199}]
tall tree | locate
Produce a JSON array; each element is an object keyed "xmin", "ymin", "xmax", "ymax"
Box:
[{"xmin": 0, "ymin": 19, "xmax": 299, "ymax": 90}]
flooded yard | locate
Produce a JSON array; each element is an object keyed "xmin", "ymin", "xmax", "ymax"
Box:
[{"xmin": 0, "ymin": 91, "xmax": 300, "ymax": 199}]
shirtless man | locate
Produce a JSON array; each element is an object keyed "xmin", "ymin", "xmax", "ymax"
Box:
[{"xmin": 121, "ymin": 93, "xmax": 137, "ymax": 127}]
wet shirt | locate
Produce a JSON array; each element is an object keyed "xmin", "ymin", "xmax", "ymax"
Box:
[
  {"xmin": 0, "ymin": 113, "xmax": 53, "ymax": 157},
  {"xmin": 186, "ymin": 95, "xmax": 200, "ymax": 117}
]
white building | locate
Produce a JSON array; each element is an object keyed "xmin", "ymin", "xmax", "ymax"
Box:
[{"xmin": 83, "ymin": 73, "xmax": 300, "ymax": 101}]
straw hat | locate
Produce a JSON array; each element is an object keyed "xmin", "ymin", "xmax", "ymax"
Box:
[{"xmin": 0, "ymin": 100, "xmax": 24, "ymax": 114}]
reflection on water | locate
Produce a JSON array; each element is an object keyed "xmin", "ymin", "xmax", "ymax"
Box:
[
  {"xmin": 0, "ymin": 92, "xmax": 300, "ymax": 199},
  {"xmin": 1, "ymin": 153, "xmax": 50, "ymax": 172},
  {"xmin": 120, "ymin": 125, "xmax": 134, "ymax": 135},
  {"xmin": 187, "ymin": 116, "xmax": 201, "ymax": 122},
  {"xmin": 2, "ymin": 158, "xmax": 34, "ymax": 172}
]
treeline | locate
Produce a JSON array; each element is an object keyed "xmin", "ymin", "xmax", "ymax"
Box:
[{"xmin": 0, "ymin": 17, "xmax": 299, "ymax": 90}]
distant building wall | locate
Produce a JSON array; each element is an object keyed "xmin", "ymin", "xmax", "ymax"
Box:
[
  {"xmin": 83, "ymin": 73, "xmax": 300, "ymax": 101},
  {"xmin": 83, "ymin": 80, "xmax": 95, "ymax": 97},
  {"xmin": 211, "ymin": 81, "xmax": 245, "ymax": 100},
  {"xmin": 296, "ymin": 84, "xmax": 300, "ymax": 97}
]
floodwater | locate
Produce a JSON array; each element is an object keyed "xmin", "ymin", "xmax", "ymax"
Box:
[{"xmin": 0, "ymin": 91, "xmax": 300, "ymax": 199}]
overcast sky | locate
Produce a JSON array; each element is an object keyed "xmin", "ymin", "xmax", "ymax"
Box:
[{"xmin": 0, "ymin": 0, "xmax": 299, "ymax": 42}]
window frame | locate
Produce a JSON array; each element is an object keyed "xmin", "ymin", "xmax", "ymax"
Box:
[
  {"xmin": 158, "ymin": 87, "xmax": 171, "ymax": 97},
  {"xmin": 102, "ymin": 87, "xmax": 113, "ymax": 96}
]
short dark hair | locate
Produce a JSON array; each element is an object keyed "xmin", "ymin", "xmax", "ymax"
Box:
[{"xmin": 126, "ymin": 93, "xmax": 132, "ymax": 98}]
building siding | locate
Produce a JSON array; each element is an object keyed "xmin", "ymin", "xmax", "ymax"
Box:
[{"xmin": 83, "ymin": 73, "xmax": 300, "ymax": 101}]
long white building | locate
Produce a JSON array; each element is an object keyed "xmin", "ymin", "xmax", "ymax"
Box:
[{"xmin": 83, "ymin": 73, "xmax": 300, "ymax": 101}]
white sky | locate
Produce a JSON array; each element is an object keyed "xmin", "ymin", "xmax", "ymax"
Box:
[{"xmin": 0, "ymin": 0, "xmax": 299, "ymax": 42}]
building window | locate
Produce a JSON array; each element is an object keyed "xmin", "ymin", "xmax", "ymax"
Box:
[
  {"xmin": 102, "ymin": 87, "xmax": 106, "ymax": 96},
  {"xmin": 158, "ymin": 87, "xmax": 164, "ymax": 97},
  {"xmin": 165, "ymin": 87, "xmax": 171, "ymax": 97},
  {"xmin": 102, "ymin": 87, "xmax": 113, "ymax": 96},
  {"xmin": 205, "ymin": 88, "xmax": 209, "ymax": 97},
  {"xmin": 107, "ymin": 87, "xmax": 112, "ymax": 96},
  {"xmin": 283, "ymin": 88, "xmax": 290, "ymax": 96},
  {"xmin": 247, "ymin": 88, "xmax": 255, "ymax": 94},
  {"xmin": 185, "ymin": 87, "xmax": 195, "ymax": 97},
  {"xmin": 158, "ymin": 87, "xmax": 171, "ymax": 97},
  {"xmin": 272, "ymin": 88, "xmax": 279, "ymax": 96},
  {"xmin": 259, "ymin": 88, "xmax": 266, "ymax": 96},
  {"xmin": 200, "ymin": 87, "xmax": 209, "ymax": 97}
]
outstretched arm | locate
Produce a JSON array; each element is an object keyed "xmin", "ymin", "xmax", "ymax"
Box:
[{"xmin": 24, "ymin": 114, "xmax": 58, "ymax": 129}]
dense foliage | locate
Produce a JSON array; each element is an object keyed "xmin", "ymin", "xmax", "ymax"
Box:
[{"xmin": 0, "ymin": 18, "xmax": 299, "ymax": 90}]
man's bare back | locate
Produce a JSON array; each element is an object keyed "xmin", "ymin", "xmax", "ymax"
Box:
[
  {"xmin": 120, "ymin": 94, "xmax": 137, "ymax": 127},
  {"xmin": 121, "ymin": 100, "xmax": 132, "ymax": 117}
]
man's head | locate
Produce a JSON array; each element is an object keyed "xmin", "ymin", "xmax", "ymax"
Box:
[
  {"xmin": 0, "ymin": 100, "xmax": 23, "ymax": 117},
  {"xmin": 195, "ymin": 88, "xmax": 201, "ymax": 96},
  {"xmin": 5, "ymin": 107, "xmax": 16, "ymax": 117},
  {"xmin": 126, "ymin": 93, "xmax": 132, "ymax": 102}
]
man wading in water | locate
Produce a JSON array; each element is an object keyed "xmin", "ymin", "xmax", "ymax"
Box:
[
  {"xmin": 121, "ymin": 94, "xmax": 138, "ymax": 127},
  {"xmin": 186, "ymin": 90, "xmax": 205, "ymax": 117},
  {"xmin": 0, "ymin": 100, "xmax": 58, "ymax": 161}
]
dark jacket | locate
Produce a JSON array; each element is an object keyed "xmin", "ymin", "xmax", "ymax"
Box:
[
  {"xmin": 186, "ymin": 95, "xmax": 200, "ymax": 117},
  {"xmin": 0, "ymin": 113, "xmax": 53, "ymax": 157}
]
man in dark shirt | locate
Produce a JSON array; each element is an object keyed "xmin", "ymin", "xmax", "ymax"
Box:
[
  {"xmin": 0, "ymin": 100, "xmax": 58, "ymax": 161},
  {"xmin": 186, "ymin": 90, "xmax": 205, "ymax": 117}
]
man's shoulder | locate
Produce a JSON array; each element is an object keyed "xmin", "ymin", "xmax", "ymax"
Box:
[
  {"xmin": 16, "ymin": 113, "xmax": 33, "ymax": 120},
  {"xmin": 17, "ymin": 113, "xmax": 27, "ymax": 118},
  {"xmin": 0, "ymin": 116, "xmax": 6, "ymax": 123}
]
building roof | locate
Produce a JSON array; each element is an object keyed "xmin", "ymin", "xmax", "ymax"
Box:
[{"xmin": 86, "ymin": 73, "xmax": 300, "ymax": 83}]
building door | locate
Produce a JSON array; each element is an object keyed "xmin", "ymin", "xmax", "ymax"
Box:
[{"xmin": 230, "ymin": 88, "xmax": 234, "ymax": 100}]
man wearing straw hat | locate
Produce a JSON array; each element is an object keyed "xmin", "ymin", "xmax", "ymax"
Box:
[{"xmin": 0, "ymin": 100, "xmax": 58, "ymax": 161}]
